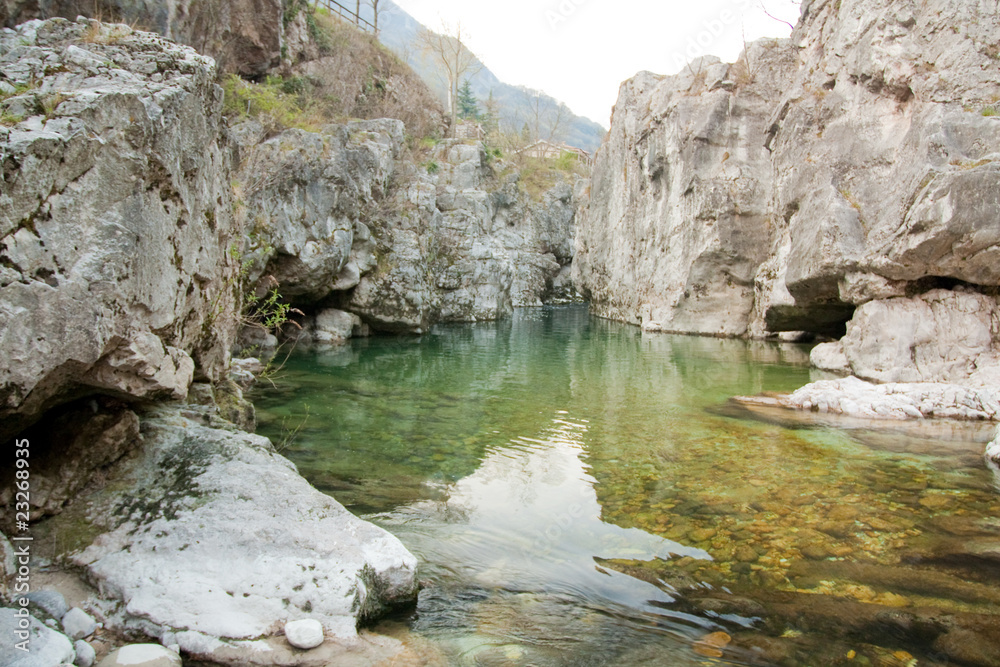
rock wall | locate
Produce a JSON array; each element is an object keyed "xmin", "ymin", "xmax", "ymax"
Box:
[
  {"xmin": 575, "ymin": 0, "xmax": 1000, "ymax": 372},
  {"xmin": 0, "ymin": 18, "xmax": 240, "ymax": 440},
  {"xmin": 2, "ymin": 0, "xmax": 286, "ymax": 78},
  {"xmin": 235, "ymin": 127, "xmax": 584, "ymax": 340},
  {"xmin": 0, "ymin": 20, "xmax": 424, "ymax": 664}
]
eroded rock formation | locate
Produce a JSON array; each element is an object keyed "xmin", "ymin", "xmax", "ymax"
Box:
[
  {"xmin": 575, "ymin": 0, "xmax": 1000, "ymax": 375},
  {"xmin": 236, "ymin": 126, "xmax": 584, "ymax": 339},
  {"xmin": 0, "ymin": 18, "xmax": 240, "ymax": 440}
]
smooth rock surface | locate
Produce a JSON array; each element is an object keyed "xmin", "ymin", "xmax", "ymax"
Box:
[
  {"xmin": 284, "ymin": 619, "xmax": 324, "ymax": 650},
  {"xmin": 68, "ymin": 406, "xmax": 417, "ymax": 665},
  {"xmin": 61, "ymin": 608, "xmax": 97, "ymax": 641},
  {"xmin": 27, "ymin": 590, "xmax": 69, "ymax": 622},
  {"xmin": 73, "ymin": 640, "xmax": 96, "ymax": 667},
  {"xmin": 96, "ymin": 644, "xmax": 181, "ymax": 667}
]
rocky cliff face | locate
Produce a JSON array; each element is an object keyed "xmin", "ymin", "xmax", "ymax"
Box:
[
  {"xmin": 0, "ymin": 17, "xmax": 239, "ymax": 440},
  {"xmin": 0, "ymin": 19, "xmax": 423, "ymax": 665},
  {"xmin": 235, "ymin": 125, "xmax": 584, "ymax": 341},
  {"xmin": 2, "ymin": 0, "xmax": 286, "ymax": 77},
  {"xmin": 576, "ymin": 0, "xmax": 1000, "ymax": 386}
]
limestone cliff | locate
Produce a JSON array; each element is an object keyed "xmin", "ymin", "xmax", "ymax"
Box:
[
  {"xmin": 0, "ymin": 18, "xmax": 422, "ymax": 665},
  {"xmin": 575, "ymin": 0, "xmax": 1000, "ymax": 387},
  {"xmin": 2, "ymin": 0, "xmax": 286, "ymax": 77},
  {"xmin": 233, "ymin": 123, "xmax": 584, "ymax": 341},
  {"xmin": 0, "ymin": 18, "xmax": 240, "ymax": 440}
]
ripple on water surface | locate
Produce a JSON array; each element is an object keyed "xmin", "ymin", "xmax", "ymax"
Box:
[{"xmin": 255, "ymin": 305, "xmax": 1000, "ymax": 667}]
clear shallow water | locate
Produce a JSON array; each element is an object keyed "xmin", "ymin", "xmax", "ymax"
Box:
[{"xmin": 254, "ymin": 306, "xmax": 1000, "ymax": 666}]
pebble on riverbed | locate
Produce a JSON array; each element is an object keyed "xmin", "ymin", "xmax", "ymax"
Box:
[{"xmin": 284, "ymin": 619, "xmax": 326, "ymax": 650}]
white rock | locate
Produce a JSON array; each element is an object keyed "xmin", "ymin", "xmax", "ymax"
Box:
[
  {"xmin": 61, "ymin": 608, "xmax": 97, "ymax": 640},
  {"xmin": 810, "ymin": 342, "xmax": 850, "ymax": 374},
  {"xmin": 72, "ymin": 407, "xmax": 417, "ymax": 665},
  {"xmin": 74, "ymin": 639, "xmax": 96, "ymax": 667},
  {"xmin": 987, "ymin": 429, "xmax": 1000, "ymax": 465},
  {"xmin": 0, "ymin": 609, "xmax": 76, "ymax": 667},
  {"xmin": 96, "ymin": 644, "xmax": 182, "ymax": 667},
  {"xmin": 284, "ymin": 619, "xmax": 325, "ymax": 650}
]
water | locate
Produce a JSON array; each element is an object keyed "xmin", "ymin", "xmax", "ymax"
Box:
[{"xmin": 254, "ymin": 305, "xmax": 1000, "ymax": 666}]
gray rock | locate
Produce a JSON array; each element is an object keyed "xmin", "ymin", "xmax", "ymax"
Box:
[
  {"xmin": 61, "ymin": 608, "xmax": 97, "ymax": 640},
  {"xmin": 987, "ymin": 429, "xmax": 1000, "ymax": 466},
  {"xmin": 0, "ymin": 608, "xmax": 76, "ymax": 667},
  {"xmin": 4, "ymin": 3, "xmax": 284, "ymax": 80},
  {"xmin": 284, "ymin": 619, "xmax": 324, "ymax": 650},
  {"xmin": 313, "ymin": 309, "xmax": 362, "ymax": 346},
  {"xmin": 96, "ymin": 644, "xmax": 181, "ymax": 667},
  {"xmin": 841, "ymin": 290, "xmax": 1000, "ymax": 385},
  {"xmin": 0, "ymin": 19, "xmax": 240, "ymax": 440},
  {"xmin": 575, "ymin": 0, "xmax": 1000, "ymax": 366},
  {"xmin": 70, "ymin": 406, "xmax": 417, "ymax": 665},
  {"xmin": 26, "ymin": 590, "xmax": 69, "ymax": 621},
  {"xmin": 73, "ymin": 640, "xmax": 96, "ymax": 667}
]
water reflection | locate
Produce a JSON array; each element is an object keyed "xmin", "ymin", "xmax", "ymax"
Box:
[{"xmin": 256, "ymin": 306, "xmax": 1000, "ymax": 666}]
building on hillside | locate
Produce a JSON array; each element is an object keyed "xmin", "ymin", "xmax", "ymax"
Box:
[{"xmin": 517, "ymin": 139, "xmax": 592, "ymax": 165}]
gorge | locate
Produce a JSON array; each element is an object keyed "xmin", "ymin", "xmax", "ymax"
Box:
[{"xmin": 1, "ymin": 0, "xmax": 1000, "ymax": 665}]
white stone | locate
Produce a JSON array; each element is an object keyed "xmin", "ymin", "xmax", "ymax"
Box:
[
  {"xmin": 987, "ymin": 429, "xmax": 1000, "ymax": 465},
  {"xmin": 284, "ymin": 619, "xmax": 325, "ymax": 650},
  {"xmin": 72, "ymin": 407, "xmax": 417, "ymax": 665},
  {"xmin": 96, "ymin": 644, "xmax": 182, "ymax": 667},
  {"xmin": 62, "ymin": 608, "xmax": 97, "ymax": 640},
  {"xmin": 810, "ymin": 342, "xmax": 850, "ymax": 374},
  {"xmin": 0, "ymin": 609, "xmax": 76, "ymax": 667},
  {"xmin": 74, "ymin": 639, "xmax": 96, "ymax": 667}
]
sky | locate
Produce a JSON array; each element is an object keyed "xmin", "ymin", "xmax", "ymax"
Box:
[{"xmin": 392, "ymin": 0, "xmax": 802, "ymax": 127}]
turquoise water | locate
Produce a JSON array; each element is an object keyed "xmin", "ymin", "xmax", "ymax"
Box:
[{"xmin": 255, "ymin": 305, "xmax": 1000, "ymax": 666}]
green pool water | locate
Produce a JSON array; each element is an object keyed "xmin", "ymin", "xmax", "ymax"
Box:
[{"xmin": 254, "ymin": 305, "xmax": 1000, "ymax": 666}]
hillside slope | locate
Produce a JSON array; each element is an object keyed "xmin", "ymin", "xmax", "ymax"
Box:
[{"xmin": 373, "ymin": 0, "xmax": 607, "ymax": 152}]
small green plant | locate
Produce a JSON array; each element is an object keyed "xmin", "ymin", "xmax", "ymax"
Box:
[
  {"xmin": 982, "ymin": 106, "xmax": 998, "ymax": 117},
  {"xmin": 0, "ymin": 80, "xmax": 38, "ymax": 103},
  {"xmin": 425, "ymin": 160, "xmax": 440, "ymax": 174},
  {"xmin": 0, "ymin": 111, "xmax": 24, "ymax": 127}
]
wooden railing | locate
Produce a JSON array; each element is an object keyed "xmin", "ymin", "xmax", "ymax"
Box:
[{"xmin": 312, "ymin": 0, "xmax": 375, "ymax": 33}]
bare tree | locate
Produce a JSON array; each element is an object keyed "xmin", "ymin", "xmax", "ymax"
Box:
[
  {"xmin": 416, "ymin": 22, "xmax": 482, "ymax": 131},
  {"xmin": 513, "ymin": 90, "xmax": 570, "ymax": 145},
  {"xmin": 366, "ymin": 0, "xmax": 382, "ymax": 34}
]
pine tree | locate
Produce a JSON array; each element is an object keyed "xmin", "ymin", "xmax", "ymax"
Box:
[
  {"xmin": 481, "ymin": 90, "xmax": 500, "ymax": 134},
  {"xmin": 457, "ymin": 79, "xmax": 479, "ymax": 120}
]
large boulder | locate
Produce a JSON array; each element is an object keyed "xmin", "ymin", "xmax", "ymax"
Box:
[
  {"xmin": 66, "ymin": 406, "xmax": 418, "ymax": 665},
  {"xmin": 0, "ymin": 18, "xmax": 240, "ymax": 440}
]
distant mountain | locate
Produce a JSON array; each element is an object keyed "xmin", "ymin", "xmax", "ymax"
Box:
[{"xmin": 363, "ymin": 1, "xmax": 607, "ymax": 153}]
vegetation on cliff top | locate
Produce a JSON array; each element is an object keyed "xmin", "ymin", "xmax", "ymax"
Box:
[{"xmin": 224, "ymin": 3, "xmax": 444, "ymax": 141}]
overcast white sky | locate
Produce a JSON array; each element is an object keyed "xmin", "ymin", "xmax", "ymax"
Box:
[{"xmin": 392, "ymin": 0, "xmax": 802, "ymax": 127}]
